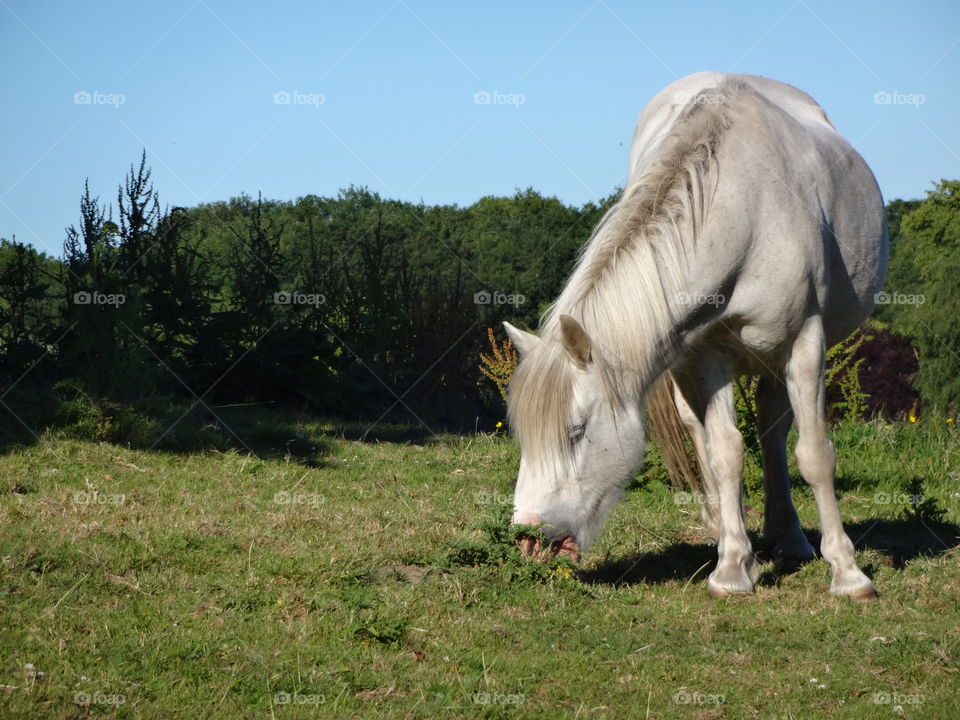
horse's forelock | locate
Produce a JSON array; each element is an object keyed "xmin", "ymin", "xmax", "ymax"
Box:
[{"xmin": 507, "ymin": 338, "xmax": 575, "ymax": 467}]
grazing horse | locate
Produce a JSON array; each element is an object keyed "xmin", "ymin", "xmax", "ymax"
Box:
[{"xmin": 504, "ymin": 72, "xmax": 886, "ymax": 600}]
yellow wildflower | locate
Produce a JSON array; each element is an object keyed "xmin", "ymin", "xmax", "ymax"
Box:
[{"xmin": 550, "ymin": 565, "xmax": 574, "ymax": 580}]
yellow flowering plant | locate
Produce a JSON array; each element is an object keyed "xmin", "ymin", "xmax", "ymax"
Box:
[{"xmin": 479, "ymin": 327, "xmax": 519, "ymax": 405}]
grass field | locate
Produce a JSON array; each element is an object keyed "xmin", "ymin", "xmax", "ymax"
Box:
[{"xmin": 1, "ymin": 410, "xmax": 958, "ymax": 719}]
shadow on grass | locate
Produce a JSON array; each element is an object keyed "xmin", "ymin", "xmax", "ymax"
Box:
[
  {"xmin": 156, "ymin": 405, "xmax": 339, "ymax": 466},
  {"xmin": 581, "ymin": 517, "xmax": 960, "ymax": 588},
  {"xmin": 0, "ymin": 399, "xmax": 337, "ymax": 465},
  {"xmin": 0, "ymin": 392, "xmax": 447, "ymax": 464},
  {"xmin": 325, "ymin": 421, "xmax": 442, "ymax": 445},
  {"xmin": 579, "ymin": 541, "xmax": 718, "ymax": 587},
  {"xmin": 846, "ymin": 516, "xmax": 960, "ymax": 568}
]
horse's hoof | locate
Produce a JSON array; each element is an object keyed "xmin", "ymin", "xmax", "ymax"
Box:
[
  {"xmin": 707, "ymin": 573, "xmax": 753, "ymax": 598},
  {"xmin": 708, "ymin": 563, "xmax": 756, "ymax": 598},
  {"xmin": 847, "ymin": 586, "xmax": 879, "ymax": 602}
]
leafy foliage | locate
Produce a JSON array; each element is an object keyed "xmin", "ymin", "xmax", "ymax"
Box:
[
  {"xmin": 850, "ymin": 324, "xmax": 919, "ymax": 418},
  {"xmin": 1, "ymin": 160, "xmax": 608, "ymax": 441},
  {"xmin": 825, "ymin": 329, "xmax": 870, "ymax": 420},
  {"xmin": 879, "ymin": 180, "xmax": 960, "ymax": 415}
]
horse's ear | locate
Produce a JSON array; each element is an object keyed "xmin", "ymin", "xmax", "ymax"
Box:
[
  {"xmin": 559, "ymin": 315, "xmax": 591, "ymax": 369},
  {"xmin": 503, "ymin": 321, "xmax": 540, "ymax": 357}
]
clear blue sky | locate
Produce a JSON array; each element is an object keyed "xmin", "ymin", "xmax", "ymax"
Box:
[{"xmin": 2, "ymin": 0, "xmax": 958, "ymax": 257}]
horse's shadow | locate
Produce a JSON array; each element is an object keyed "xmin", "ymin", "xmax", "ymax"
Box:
[{"xmin": 580, "ymin": 517, "xmax": 960, "ymax": 587}]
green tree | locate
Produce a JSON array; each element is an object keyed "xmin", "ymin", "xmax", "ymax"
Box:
[
  {"xmin": 61, "ymin": 182, "xmax": 127, "ymax": 398},
  {"xmin": 888, "ymin": 180, "xmax": 960, "ymax": 414},
  {"xmin": 117, "ymin": 150, "xmax": 161, "ymax": 287},
  {"xmin": 874, "ymin": 197, "xmax": 924, "ymax": 325},
  {"xmin": 0, "ymin": 239, "xmax": 62, "ymax": 368}
]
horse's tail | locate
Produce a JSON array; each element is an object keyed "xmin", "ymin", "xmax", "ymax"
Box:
[{"xmin": 647, "ymin": 373, "xmax": 701, "ymax": 491}]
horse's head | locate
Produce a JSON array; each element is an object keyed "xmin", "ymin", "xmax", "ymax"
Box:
[{"xmin": 503, "ymin": 315, "xmax": 646, "ymax": 561}]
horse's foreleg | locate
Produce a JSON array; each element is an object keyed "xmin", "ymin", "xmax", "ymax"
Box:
[{"xmin": 674, "ymin": 359, "xmax": 757, "ymax": 596}]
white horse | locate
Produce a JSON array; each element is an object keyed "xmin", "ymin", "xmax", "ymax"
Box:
[{"xmin": 504, "ymin": 72, "xmax": 886, "ymax": 600}]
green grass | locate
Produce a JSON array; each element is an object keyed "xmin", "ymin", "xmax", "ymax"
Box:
[{"xmin": 0, "ymin": 416, "xmax": 958, "ymax": 719}]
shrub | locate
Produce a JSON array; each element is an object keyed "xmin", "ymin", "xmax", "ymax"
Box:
[{"xmin": 478, "ymin": 327, "xmax": 519, "ymax": 405}]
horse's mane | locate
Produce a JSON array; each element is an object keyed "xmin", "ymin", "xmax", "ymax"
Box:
[{"xmin": 508, "ymin": 78, "xmax": 744, "ymax": 463}]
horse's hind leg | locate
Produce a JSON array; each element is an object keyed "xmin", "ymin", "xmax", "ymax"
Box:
[
  {"xmin": 785, "ymin": 316, "xmax": 876, "ymax": 600},
  {"xmin": 756, "ymin": 375, "xmax": 815, "ymax": 563},
  {"xmin": 673, "ymin": 357, "xmax": 757, "ymax": 596}
]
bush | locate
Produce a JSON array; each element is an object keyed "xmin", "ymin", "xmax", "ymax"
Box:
[{"xmin": 852, "ymin": 326, "xmax": 920, "ymax": 419}]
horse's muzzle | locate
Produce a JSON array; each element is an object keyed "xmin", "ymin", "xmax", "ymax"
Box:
[{"xmin": 518, "ymin": 535, "xmax": 581, "ymax": 563}]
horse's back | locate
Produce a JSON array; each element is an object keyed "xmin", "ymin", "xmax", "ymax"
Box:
[
  {"xmin": 628, "ymin": 72, "xmax": 834, "ymax": 180},
  {"xmin": 632, "ymin": 73, "xmax": 887, "ymax": 358}
]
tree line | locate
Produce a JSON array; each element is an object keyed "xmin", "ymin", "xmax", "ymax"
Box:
[
  {"xmin": 0, "ymin": 153, "xmax": 611, "ymax": 445},
  {"xmin": 0, "ymin": 154, "xmax": 956, "ymax": 449}
]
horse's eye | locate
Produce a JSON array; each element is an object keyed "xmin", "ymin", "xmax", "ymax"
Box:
[{"xmin": 569, "ymin": 423, "xmax": 586, "ymax": 444}]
